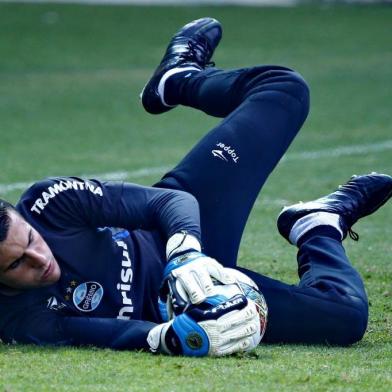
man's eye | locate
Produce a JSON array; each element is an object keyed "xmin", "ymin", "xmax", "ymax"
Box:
[{"xmin": 9, "ymin": 259, "xmax": 23, "ymax": 270}]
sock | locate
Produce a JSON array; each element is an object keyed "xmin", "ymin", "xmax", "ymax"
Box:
[
  {"xmin": 289, "ymin": 212, "xmax": 343, "ymax": 246},
  {"xmin": 297, "ymin": 225, "xmax": 343, "ymax": 247},
  {"xmin": 160, "ymin": 67, "xmax": 200, "ymax": 106}
]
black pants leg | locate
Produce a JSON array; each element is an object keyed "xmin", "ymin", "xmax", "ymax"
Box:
[
  {"xmin": 155, "ymin": 66, "xmax": 368, "ymax": 345},
  {"xmin": 155, "ymin": 65, "xmax": 309, "ymax": 266}
]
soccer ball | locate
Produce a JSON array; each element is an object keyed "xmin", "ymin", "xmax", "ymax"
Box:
[{"xmin": 159, "ymin": 268, "xmax": 268, "ymax": 344}]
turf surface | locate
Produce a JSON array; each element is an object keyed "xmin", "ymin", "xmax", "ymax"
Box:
[{"xmin": 0, "ymin": 3, "xmax": 391, "ymax": 391}]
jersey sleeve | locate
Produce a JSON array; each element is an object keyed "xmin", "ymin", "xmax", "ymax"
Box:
[
  {"xmin": 1, "ymin": 305, "xmax": 156, "ymax": 351},
  {"xmin": 16, "ymin": 177, "xmax": 201, "ymax": 241}
]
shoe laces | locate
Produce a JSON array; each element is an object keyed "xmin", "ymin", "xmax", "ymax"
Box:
[
  {"xmin": 180, "ymin": 37, "xmax": 215, "ymax": 67},
  {"xmin": 348, "ymin": 228, "xmax": 359, "ymax": 241}
]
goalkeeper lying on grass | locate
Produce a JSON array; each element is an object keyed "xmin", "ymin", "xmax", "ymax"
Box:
[{"xmin": 0, "ymin": 18, "xmax": 391, "ymax": 357}]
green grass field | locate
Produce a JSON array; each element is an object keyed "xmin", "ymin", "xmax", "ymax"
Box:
[{"xmin": 0, "ymin": 2, "xmax": 391, "ymax": 391}]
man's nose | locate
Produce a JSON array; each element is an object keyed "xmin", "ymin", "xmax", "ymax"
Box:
[{"xmin": 25, "ymin": 248, "xmax": 48, "ymax": 268}]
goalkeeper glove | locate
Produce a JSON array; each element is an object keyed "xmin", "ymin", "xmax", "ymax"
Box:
[
  {"xmin": 162, "ymin": 251, "xmax": 238, "ymax": 317},
  {"xmin": 163, "ymin": 232, "xmax": 236, "ymax": 313},
  {"xmin": 147, "ymin": 294, "xmax": 261, "ymax": 357}
]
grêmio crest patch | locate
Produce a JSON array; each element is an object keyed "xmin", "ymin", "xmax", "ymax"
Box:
[{"xmin": 72, "ymin": 281, "xmax": 104, "ymax": 312}]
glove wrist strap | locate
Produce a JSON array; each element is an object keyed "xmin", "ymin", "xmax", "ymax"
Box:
[
  {"xmin": 147, "ymin": 323, "xmax": 174, "ymax": 355},
  {"xmin": 166, "ymin": 231, "xmax": 201, "ymax": 260}
]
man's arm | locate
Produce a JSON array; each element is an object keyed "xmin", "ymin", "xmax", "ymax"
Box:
[
  {"xmin": 1, "ymin": 299, "xmax": 260, "ymax": 356},
  {"xmin": 1, "ymin": 306, "xmax": 156, "ymax": 350},
  {"xmin": 17, "ymin": 177, "xmax": 201, "ymax": 243},
  {"xmin": 17, "ymin": 177, "xmax": 236, "ymax": 313}
]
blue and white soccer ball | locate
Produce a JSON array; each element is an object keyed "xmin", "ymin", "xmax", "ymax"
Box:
[{"xmin": 159, "ymin": 268, "xmax": 268, "ymax": 345}]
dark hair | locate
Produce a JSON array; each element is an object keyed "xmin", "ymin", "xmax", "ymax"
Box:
[
  {"xmin": 0, "ymin": 200, "xmax": 17, "ymax": 293},
  {"xmin": 0, "ymin": 199, "xmax": 14, "ymax": 243}
]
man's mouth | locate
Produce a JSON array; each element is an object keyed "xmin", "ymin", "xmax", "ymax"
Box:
[{"xmin": 42, "ymin": 259, "xmax": 54, "ymax": 280}]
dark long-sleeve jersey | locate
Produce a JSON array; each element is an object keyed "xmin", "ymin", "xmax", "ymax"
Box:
[{"xmin": 0, "ymin": 177, "xmax": 201, "ymax": 350}]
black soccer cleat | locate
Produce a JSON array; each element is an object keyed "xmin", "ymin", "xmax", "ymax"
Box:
[
  {"xmin": 277, "ymin": 173, "xmax": 392, "ymax": 243},
  {"xmin": 140, "ymin": 17, "xmax": 222, "ymax": 115}
]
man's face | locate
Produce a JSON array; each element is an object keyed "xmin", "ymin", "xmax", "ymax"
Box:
[{"xmin": 0, "ymin": 210, "xmax": 61, "ymax": 290}]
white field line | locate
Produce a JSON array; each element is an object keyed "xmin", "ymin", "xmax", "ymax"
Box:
[
  {"xmin": 0, "ymin": 140, "xmax": 391, "ymax": 196},
  {"xmin": 0, "ymin": 167, "xmax": 171, "ymax": 194},
  {"xmin": 0, "ymin": 0, "xmax": 298, "ymax": 5},
  {"xmin": 283, "ymin": 139, "xmax": 392, "ymax": 161}
]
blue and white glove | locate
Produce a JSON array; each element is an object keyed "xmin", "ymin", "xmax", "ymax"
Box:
[
  {"xmin": 147, "ymin": 294, "xmax": 260, "ymax": 357},
  {"xmin": 162, "ymin": 232, "xmax": 237, "ymax": 318}
]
